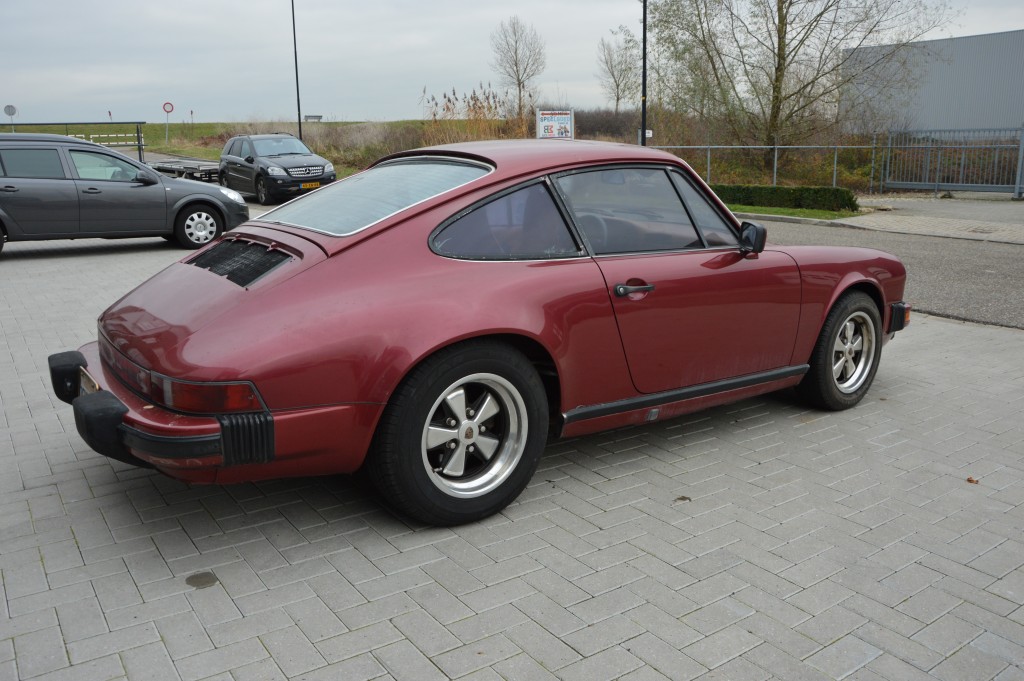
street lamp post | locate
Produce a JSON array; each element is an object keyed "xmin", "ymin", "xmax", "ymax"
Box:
[
  {"xmin": 641, "ymin": 0, "xmax": 648, "ymax": 146},
  {"xmin": 291, "ymin": 0, "xmax": 303, "ymax": 141}
]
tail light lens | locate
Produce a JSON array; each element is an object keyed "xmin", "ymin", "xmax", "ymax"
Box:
[
  {"xmin": 100, "ymin": 335, "xmax": 263, "ymax": 415},
  {"xmin": 149, "ymin": 374, "xmax": 261, "ymax": 414}
]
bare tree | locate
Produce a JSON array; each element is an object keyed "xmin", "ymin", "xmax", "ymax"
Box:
[
  {"xmin": 490, "ymin": 16, "xmax": 547, "ymax": 120},
  {"xmin": 596, "ymin": 27, "xmax": 641, "ymax": 113},
  {"xmin": 649, "ymin": 0, "xmax": 951, "ymax": 160}
]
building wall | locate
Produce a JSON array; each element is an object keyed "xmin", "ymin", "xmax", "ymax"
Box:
[{"xmin": 846, "ymin": 29, "xmax": 1024, "ymax": 131}]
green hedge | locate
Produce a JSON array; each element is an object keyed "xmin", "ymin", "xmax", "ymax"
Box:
[{"xmin": 711, "ymin": 184, "xmax": 858, "ymax": 212}]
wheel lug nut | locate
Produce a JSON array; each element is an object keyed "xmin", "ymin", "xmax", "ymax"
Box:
[
  {"xmin": 467, "ymin": 409, "xmax": 475, "ymax": 417},
  {"xmin": 467, "ymin": 445, "xmax": 475, "ymax": 453},
  {"xmin": 447, "ymin": 418, "xmax": 457, "ymax": 427},
  {"xmin": 479, "ymin": 426, "xmax": 486, "ymax": 433},
  {"xmin": 448, "ymin": 441, "xmax": 458, "ymax": 450}
]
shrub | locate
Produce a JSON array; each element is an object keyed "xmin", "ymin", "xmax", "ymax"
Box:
[{"xmin": 710, "ymin": 184, "xmax": 858, "ymax": 212}]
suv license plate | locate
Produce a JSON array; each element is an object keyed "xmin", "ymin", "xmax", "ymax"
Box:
[
  {"xmin": 79, "ymin": 366, "xmax": 100, "ymax": 396},
  {"xmin": 300, "ymin": 181, "xmax": 320, "ymax": 189}
]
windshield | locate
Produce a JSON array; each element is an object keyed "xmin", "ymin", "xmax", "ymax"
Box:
[
  {"xmin": 261, "ymin": 158, "xmax": 491, "ymax": 236},
  {"xmin": 252, "ymin": 137, "xmax": 312, "ymax": 156}
]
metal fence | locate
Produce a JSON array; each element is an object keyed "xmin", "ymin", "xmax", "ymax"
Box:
[
  {"xmin": 654, "ymin": 143, "xmax": 880, "ymax": 192},
  {"xmin": 656, "ymin": 128, "xmax": 1024, "ymax": 198},
  {"xmin": 883, "ymin": 128, "xmax": 1024, "ymax": 198}
]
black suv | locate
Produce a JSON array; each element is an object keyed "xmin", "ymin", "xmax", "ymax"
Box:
[
  {"xmin": 219, "ymin": 133, "xmax": 336, "ymax": 205},
  {"xmin": 0, "ymin": 134, "xmax": 249, "ymax": 253}
]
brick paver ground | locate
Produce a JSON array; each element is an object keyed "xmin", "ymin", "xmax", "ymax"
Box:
[{"xmin": 1, "ymin": 237, "xmax": 1022, "ymax": 680}]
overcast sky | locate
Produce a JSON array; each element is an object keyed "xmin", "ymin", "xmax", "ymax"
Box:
[{"xmin": 2, "ymin": 0, "xmax": 1022, "ymax": 124}]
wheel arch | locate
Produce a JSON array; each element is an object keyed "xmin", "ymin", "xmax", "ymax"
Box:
[
  {"xmin": 383, "ymin": 332, "xmax": 564, "ymax": 438},
  {"xmin": 171, "ymin": 198, "xmax": 227, "ymax": 226}
]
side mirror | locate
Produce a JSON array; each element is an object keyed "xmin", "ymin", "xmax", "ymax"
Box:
[
  {"xmin": 244, "ymin": 155, "xmax": 255, "ymax": 164},
  {"xmin": 134, "ymin": 170, "xmax": 158, "ymax": 185},
  {"xmin": 739, "ymin": 221, "xmax": 767, "ymax": 254}
]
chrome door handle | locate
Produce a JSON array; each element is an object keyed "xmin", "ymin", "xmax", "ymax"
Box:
[
  {"xmin": 0, "ymin": 186, "xmax": 18, "ymax": 193},
  {"xmin": 82, "ymin": 188, "xmax": 102, "ymax": 194}
]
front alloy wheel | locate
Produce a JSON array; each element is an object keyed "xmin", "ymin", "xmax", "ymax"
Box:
[
  {"xmin": 256, "ymin": 176, "xmax": 271, "ymax": 205},
  {"xmin": 368, "ymin": 341, "xmax": 548, "ymax": 525},
  {"xmin": 797, "ymin": 291, "xmax": 882, "ymax": 410}
]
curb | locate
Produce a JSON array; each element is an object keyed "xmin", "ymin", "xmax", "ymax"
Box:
[{"xmin": 733, "ymin": 211, "xmax": 1024, "ymax": 245}]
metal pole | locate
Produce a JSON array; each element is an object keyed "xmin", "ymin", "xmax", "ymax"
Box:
[
  {"xmin": 772, "ymin": 145, "xmax": 778, "ymax": 186},
  {"xmin": 291, "ymin": 0, "xmax": 303, "ymax": 141},
  {"xmin": 640, "ymin": 0, "xmax": 647, "ymax": 147},
  {"xmin": 136, "ymin": 124, "xmax": 144, "ymax": 162},
  {"xmin": 706, "ymin": 146, "xmax": 711, "ymax": 183},
  {"xmin": 1014, "ymin": 126, "xmax": 1024, "ymax": 199},
  {"xmin": 869, "ymin": 134, "xmax": 877, "ymax": 194},
  {"xmin": 832, "ymin": 146, "xmax": 838, "ymax": 187}
]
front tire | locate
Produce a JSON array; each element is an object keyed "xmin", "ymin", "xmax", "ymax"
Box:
[
  {"xmin": 174, "ymin": 204, "xmax": 222, "ymax": 249},
  {"xmin": 367, "ymin": 341, "xmax": 549, "ymax": 525},
  {"xmin": 255, "ymin": 176, "xmax": 272, "ymax": 205},
  {"xmin": 797, "ymin": 291, "xmax": 882, "ymax": 410}
]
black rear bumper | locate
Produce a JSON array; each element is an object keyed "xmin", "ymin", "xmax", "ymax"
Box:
[{"xmin": 48, "ymin": 350, "xmax": 274, "ymax": 468}]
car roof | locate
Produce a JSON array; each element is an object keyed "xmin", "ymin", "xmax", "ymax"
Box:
[
  {"xmin": 378, "ymin": 139, "xmax": 686, "ymax": 178},
  {"xmin": 0, "ymin": 133, "xmax": 105, "ymax": 147},
  {"xmin": 241, "ymin": 133, "xmax": 298, "ymax": 140}
]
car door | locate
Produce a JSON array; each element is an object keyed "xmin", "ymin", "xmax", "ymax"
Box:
[
  {"xmin": 68, "ymin": 149, "xmax": 167, "ymax": 234},
  {"xmin": 234, "ymin": 139, "xmax": 256, "ymax": 191},
  {"xmin": 554, "ymin": 166, "xmax": 802, "ymax": 395},
  {"xmin": 0, "ymin": 147, "xmax": 79, "ymax": 236},
  {"xmin": 222, "ymin": 139, "xmax": 245, "ymax": 190}
]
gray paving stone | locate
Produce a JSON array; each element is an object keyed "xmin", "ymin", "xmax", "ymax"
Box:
[
  {"xmin": 805, "ymin": 635, "xmax": 883, "ymax": 679},
  {"xmin": 6, "ymin": 245, "xmax": 1024, "ymax": 681}
]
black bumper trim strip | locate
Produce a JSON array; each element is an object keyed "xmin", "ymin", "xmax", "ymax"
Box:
[{"xmin": 120, "ymin": 425, "xmax": 222, "ymax": 459}]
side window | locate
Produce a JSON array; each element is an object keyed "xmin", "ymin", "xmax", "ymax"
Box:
[
  {"xmin": 555, "ymin": 168, "xmax": 701, "ymax": 255},
  {"xmin": 671, "ymin": 172, "xmax": 739, "ymax": 247},
  {"xmin": 433, "ymin": 183, "xmax": 579, "ymax": 260},
  {"xmin": 69, "ymin": 150, "xmax": 139, "ymax": 182},
  {"xmin": 239, "ymin": 140, "xmax": 253, "ymax": 159},
  {"xmin": 228, "ymin": 139, "xmax": 242, "ymax": 156},
  {"xmin": 0, "ymin": 149, "xmax": 66, "ymax": 179}
]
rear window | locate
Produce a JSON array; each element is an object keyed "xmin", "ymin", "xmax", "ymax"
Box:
[
  {"xmin": 262, "ymin": 158, "xmax": 491, "ymax": 236},
  {"xmin": 0, "ymin": 149, "xmax": 65, "ymax": 179}
]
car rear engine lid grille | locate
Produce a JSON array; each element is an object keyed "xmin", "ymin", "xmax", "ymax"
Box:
[
  {"xmin": 287, "ymin": 165, "xmax": 323, "ymax": 177},
  {"xmin": 189, "ymin": 237, "xmax": 292, "ymax": 287}
]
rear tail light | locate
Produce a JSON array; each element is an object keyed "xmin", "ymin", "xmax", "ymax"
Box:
[
  {"xmin": 100, "ymin": 335, "xmax": 263, "ymax": 415},
  {"xmin": 149, "ymin": 374, "xmax": 262, "ymax": 414}
]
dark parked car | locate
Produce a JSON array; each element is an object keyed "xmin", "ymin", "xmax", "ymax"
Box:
[
  {"xmin": 219, "ymin": 133, "xmax": 337, "ymax": 205},
  {"xmin": 50, "ymin": 140, "xmax": 909, "ymax": 525},
  {"xmin": 0, "ymin": 134, "xmax": 248, "ymax": 252}
]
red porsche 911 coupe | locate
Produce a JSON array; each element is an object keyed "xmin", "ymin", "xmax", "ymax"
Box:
[{"xmin": 49, "ymin": 140, "xmax": 909, "ymax": 525}]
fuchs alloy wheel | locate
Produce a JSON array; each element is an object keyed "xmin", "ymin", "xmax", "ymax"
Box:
[
  {"xmin": 256, "ymin": 176, "xmax": 271, "ymax": 205},
  {"xmin": 174, "ymin": 204, "xmax": 222, "ymax": 249},
  {"xmin": 797, "ymin": 291, "xmax": 882, "ymax": 410},
  {"xmin": 368, "ymin": 341, "xmax": 549, "ymax": 525}
]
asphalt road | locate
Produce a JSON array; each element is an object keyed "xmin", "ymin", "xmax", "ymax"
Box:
[{"xmin": 763, "ymin": 220, "xmax": 1024, "ymax": 330}]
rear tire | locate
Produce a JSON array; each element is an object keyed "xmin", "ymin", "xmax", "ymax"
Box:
[
  {"xmin": 174, "ymin": 204, "xmax": 222, "ymax": 249},
  {"xmin": 797, "ymin": 291, "xmax": 882, "ymax": 410},
  {"xmin": 367, "ymin": 341, "xmax": 548, "ymax": 525}
]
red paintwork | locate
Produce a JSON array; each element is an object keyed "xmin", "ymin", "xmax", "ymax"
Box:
[{"xmin": 86, "ymin": 139, "xmax": 907, "ymax": 483}]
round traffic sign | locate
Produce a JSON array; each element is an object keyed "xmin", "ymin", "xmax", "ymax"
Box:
[
  {"xmin": 3, "ymin": 105, "xmax": 16, "ymax": 117},
  {"xmin": 163, "ymin": 102, "xmax": 174, "ymax": 114}
]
